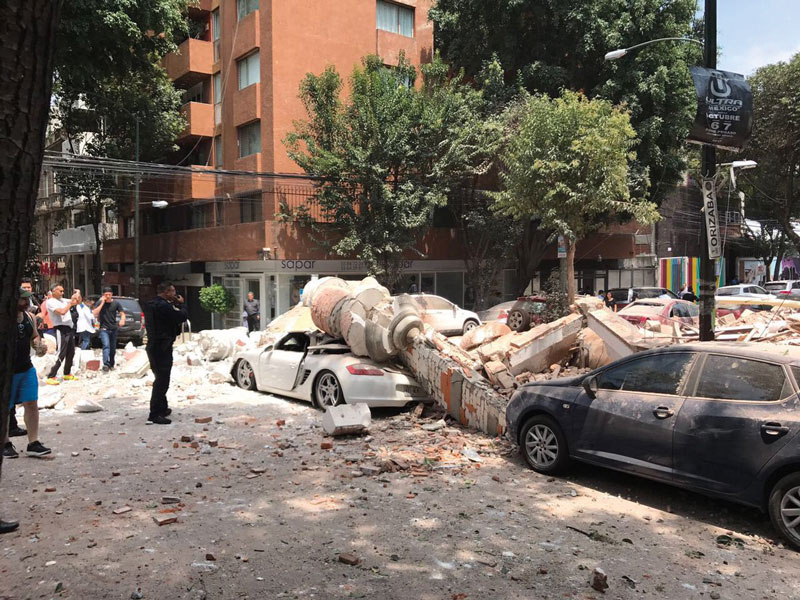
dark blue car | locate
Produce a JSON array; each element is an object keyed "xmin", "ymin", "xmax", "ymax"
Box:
[{"xmin": 506, "ymin": 342, "xmax": 800, "ymax": 549}]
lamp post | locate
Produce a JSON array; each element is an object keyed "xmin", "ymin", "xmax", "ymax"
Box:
[
  {"xmin": 134, "ymin": 116, "xmax": 140, "ymax": 300},
  {"xmin": 698, "ymin": 0, "xmax": 717, "ymax": 341},
  {"xmin": 606, "ymin": 0, "xmax": 717, "ymax": 340}
]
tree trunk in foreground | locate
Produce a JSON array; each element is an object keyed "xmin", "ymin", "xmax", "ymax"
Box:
[{"xmin": 0, "ymin": 0, "xmax": 62, "ymax": 485}]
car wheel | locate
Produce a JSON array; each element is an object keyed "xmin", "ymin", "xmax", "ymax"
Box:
[
  {"xmin": 519, "ymin": 415, "xmax": 570, "ymax": 475},
  {"xmin": 315, "ymin": 370, "xmax": 343, "ymax": 409},
  {"xmin": 462, "ymin": 319, "xmax": 479, "ymax": 334},
  {"xmin": 235, "ymin": 360, "xmax": 257, "ymax": 391},
  {"xmin": 768, "ymin": 472, "xmax": 800, "ymax": 550},
  {"xmin": 507, "ymin": 309, "xmax": 531, "ymax": 332}
]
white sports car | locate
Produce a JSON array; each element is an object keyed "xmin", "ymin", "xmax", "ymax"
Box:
[{"xmin": 230, "ymin": 330, "xmax": 430, "ymax": 408}]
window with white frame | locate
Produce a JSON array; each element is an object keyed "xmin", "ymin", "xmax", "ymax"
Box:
[
  {"xmin": 237, "ymin": 0, "xmax": 258, "ymax": 20},
  {"xmin": 212, "ymin": 9, "xmax": 220, "ymax": 61},
  {"xmin": 376, "ymin": 1, "xmax": 414, "ymax": 37},
  {"xmin": 213, "ymin": 72, "xmax": 222, "ymax": 124},
  {"xmin": 237, "ymin": 51, "xmax": 260, "ymax": 90},
  {"xmin": 237, "ymin": 121, "xmax": 261, "ymax": 157}
]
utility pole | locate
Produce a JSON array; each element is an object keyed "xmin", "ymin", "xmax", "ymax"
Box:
[
  {"xmin": 133, "ymin": 116, "xmax": 140, "ymax": 300},
  {"xmin": 698, "ymin": 0, "xmax": 716, "ymax": 341}
]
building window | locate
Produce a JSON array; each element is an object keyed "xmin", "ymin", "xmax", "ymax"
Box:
[
  {"xmin": 237, "ymin": 51, "xmax": 260, "ymax": 90},
  {"xmin": 239, "ymin": 192, "xmax": 263, "ymax": 223},
  {"xmin": 213, "ymin": 72, "xmax": 222, "ymax": 124},
  {"xmin": 377, "ymin": 1, "xmax": 414, "ymax": 37},
  {"xmin": 214, "ymin": 135, "xmax": 222, "ymax": 169},
  {"xmin": 237, "ymin": 0, "xmax": 258, "ymax": 20},
  {"xmin": 212, "ymin": 8, "xmax": 220, "ymax": 61},
  {"xmin": 191, "ymin": 204, "xmax": 206, "ymax": 229},
  {"xmin": 237, "ymin": 121, "xmax": 261, "ymax": 157}
]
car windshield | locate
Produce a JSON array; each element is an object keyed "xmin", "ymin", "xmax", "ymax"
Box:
[
  {"xmin": 522, "ymin": 300, "xmax": 546, "ymax": 314},
  {"xmin": 764, "ymin": 283, "xmax": 787, "ymax": 292},
  {"xmin": 115, "ymin": 298, "xmax": 141, "ymax": 312},
  {"xmin": 609, "ymin": 290, "xmax": 628, "ymax": 302},
  {"xmin": 750, "ymin": 286, "xmax": 769, "ymax": 294}
]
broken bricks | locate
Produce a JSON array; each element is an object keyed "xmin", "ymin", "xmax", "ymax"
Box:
[
  {"xmin": 338, "ymin": 553, "xmax": 361, "ymax": 566},
  {"xmin": 153, "ymin": 515, "xmax": 178, "ymax": 526}
]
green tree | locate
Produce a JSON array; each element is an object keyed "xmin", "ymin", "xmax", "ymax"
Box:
[
  {"xmin": 51, "ymin": 1, "xmax": 188, "ymax": 295},
  {"xmin": 430, "ymin": 0, "xmax": 699, "ymax": 202},
  {"xmin": 199, "ymin": 284, "xmax": 236, "ymax": 315},
  {"xmin": 496, "ymin": 90, "xmax": 658, "ymax": 303},
  {"xmin": 742, "ymin": 53, "xmax": 800, "ymax": 254},
  {"xmin": 287, "ymin": 54, "xmax": 484, "ymax": 290}
]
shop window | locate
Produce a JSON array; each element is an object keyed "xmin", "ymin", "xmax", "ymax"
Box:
[
  {"xmin": 238, "ymin": 121, "xmax": 261, "ymax": 157},
  {"xmin": 377, "ymin": 1, "xmax": 414, "ymax": 37},
  {"xmin": 421, "ymin": 273, "xmax": 435, "ymax": 294},
  {"xmin": 436, "ymin": 272, "xmax": 464, "ymax": 306}
]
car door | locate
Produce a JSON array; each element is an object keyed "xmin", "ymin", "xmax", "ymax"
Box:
[
  {"xmin": 259, "ymin": 332, "xmax": 308, "ymax": 390},
  {"xmin": 571, "ymin": 352, "xmax": 697, "ymax": 481},
  {"xmin": 673, "ymin": 354, "xmax": 800, "ymax": 495}
]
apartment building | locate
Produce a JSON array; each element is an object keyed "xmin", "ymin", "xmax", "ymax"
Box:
[{"xmin": 101, "ymin": 0, "xmax": 494, "ymax": 329}]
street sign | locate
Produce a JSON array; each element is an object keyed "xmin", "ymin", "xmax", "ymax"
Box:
[
  {"xmin": 702, "ymin": 178, "xmax": 721, "ymax": 259},
  {"xmin": 557, "ymin": 236, "xmax": 567, "ymax": 258},
  {"xmin": 688, "ymin": 66, "xmax": 753, "ymax": 151}
]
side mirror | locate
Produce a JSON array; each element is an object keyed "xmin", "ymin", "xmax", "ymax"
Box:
[{"xmin": 582, "ymin": 375, "xmax": 598, "ymax": 399}]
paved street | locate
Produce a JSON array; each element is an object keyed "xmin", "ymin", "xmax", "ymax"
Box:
[{"xmin": 2, "ymin": 372, "xmax": 797, "ymax": 600}]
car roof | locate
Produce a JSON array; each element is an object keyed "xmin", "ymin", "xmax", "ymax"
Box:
[{"xmin": 640, "ymin": 341, "xmax": 800, "ymax": 365}]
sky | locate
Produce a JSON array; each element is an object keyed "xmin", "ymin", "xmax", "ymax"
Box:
[{"xmin": 714, "ymin": 0, "xmax": 800, "ymax": 75}]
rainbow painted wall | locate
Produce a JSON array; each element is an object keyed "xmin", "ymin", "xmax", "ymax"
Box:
[{"xmin": 659, "ymin": 257, "xmax": 725, "ymax": 295}]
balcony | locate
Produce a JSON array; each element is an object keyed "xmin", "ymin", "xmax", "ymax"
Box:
[
  {"xmin": 52, "ymin": 223, "xmax": 118, "ymax": 254},
  {"xmin": 174, "ymin": 165, "xmax": 217, "ymax": 201},
  {"xmin": 187, "ymin": 0, "xmax": 212, "ymax": 16},
  {"xmin": 164, "ymin": 38, "xmax": 213, "ymax": 87},
  {"xmin": 103, "ymin": 222, "xmax": 266, "ymax": 264},
  {"xmin": 177, "ymin": 101, "xmax": 215, "ymax": 142}
]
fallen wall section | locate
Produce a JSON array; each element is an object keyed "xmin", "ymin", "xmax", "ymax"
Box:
[{"xmin": 401, "ymin": 338, "xmax": 506, "ymax": 436}]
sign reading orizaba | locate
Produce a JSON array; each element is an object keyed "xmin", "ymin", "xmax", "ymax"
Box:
[
  {"xmin": 688, "ymin": 66, "xmax": 753, "ymax": 151},
  {"xmin": 702, "ymin": 178, "xmax": 721, "ymax": 260}
]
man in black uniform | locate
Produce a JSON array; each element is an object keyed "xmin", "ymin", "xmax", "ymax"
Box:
[{"xmin": 144, "ymin": 282, "xmax": 188, "ymax": 425}]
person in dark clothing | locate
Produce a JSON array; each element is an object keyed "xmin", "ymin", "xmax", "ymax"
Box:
[
  {"xmin": 8, "ymin": 279, "xmax": 38, "ymax": 438},
  {"xmin": 604, "ymin": 290, "xmax": 617, "ymax": 311},
  {"xmin": 243, "ymin": 292, "xmax": 260, "ymax": 333},
  {"xmin": 93, "ymin": 286, "xmax": 126, "ymax": 371},
  {"xmin": 4, "ymin": 288, "xmax": 52, "ymax": 463},
  {"xmin": 144, "ymin": 282, "xmax": 189, "ymax": 425}
]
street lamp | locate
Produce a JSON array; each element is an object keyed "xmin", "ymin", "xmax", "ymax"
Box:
[
  {"xmin": 603, "ymin": 37, "xmax": 703, "ymax": 61},
  {"xmin": 133, "ymin": 199, "xmax": 168, "ymax": 298},
  {"xmin": 720, "ymin": 160, "xmax": 757, "ymax": 190}
]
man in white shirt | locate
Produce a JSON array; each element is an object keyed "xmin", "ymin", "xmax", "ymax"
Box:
[
  {"xmin": 45, "ymin": 285, "xmax": 79, "ymax": 385},
  {"xmin": 75, "ymin": 292, "xmax": 96, "ymax": 350}
]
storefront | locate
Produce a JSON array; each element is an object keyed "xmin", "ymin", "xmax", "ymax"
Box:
[{"xmin": 206, "ymin": 258, "xmax": 474, "ymax": 329}]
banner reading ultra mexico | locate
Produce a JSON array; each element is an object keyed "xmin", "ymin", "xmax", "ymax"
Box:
[{"xmin": 688, "ymin": 66, "xmax": 753, "ymax": 151}]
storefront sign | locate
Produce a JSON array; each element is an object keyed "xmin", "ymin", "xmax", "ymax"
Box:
[
  {"xmin": 688, "ymin": 66, "xmax": 753, "ymax": 151},
  {"xmin": 702, "ymin": 178, "xmax": 721, "ymax": 260}
]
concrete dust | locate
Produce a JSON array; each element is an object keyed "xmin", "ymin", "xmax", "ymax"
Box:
[{"xmin": 1, "ymin": 364, "xmax": 796, "ymax": 599}]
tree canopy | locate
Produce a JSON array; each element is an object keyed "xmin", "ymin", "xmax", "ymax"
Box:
[
  {"xmin": 286, "ymin": 54, "xmax": 494, "ymax": 289},
  {"xmin": 741, "ymin": 53, "xmax": 800, "ymax": 254},
  {"xmin": 495, "ymin": 90, "xmax": 658, "ymax": 301},
  {"xmin": 430, "ymin": 0, "xmax": 701, "ymax": 204},
  {"xmin": 54, "ymin": 0, "xmax": 189, "ymax": 161}
]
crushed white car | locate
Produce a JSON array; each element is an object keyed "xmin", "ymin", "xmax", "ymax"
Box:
[{"xmin": 231, "ymin": 330, "xmax": 430, "ymax": 408}]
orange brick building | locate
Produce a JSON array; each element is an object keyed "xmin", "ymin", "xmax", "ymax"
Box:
[{"xmin": 103, "ymin": 0, "xmax": 490, "ymax": 329}]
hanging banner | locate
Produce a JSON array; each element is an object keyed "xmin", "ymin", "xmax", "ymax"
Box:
[
  {"xmin": 702, "ymin": 178, "xmax": 721, "ymax": 259},
  {"xmin": 688, "ymin": 66, "xmax": 753, "ymax": 151}
]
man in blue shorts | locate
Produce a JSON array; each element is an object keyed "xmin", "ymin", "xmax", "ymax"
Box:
[{"xmin": 3, "ymin": 288, "xmax": 52, "ymax": 461}]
